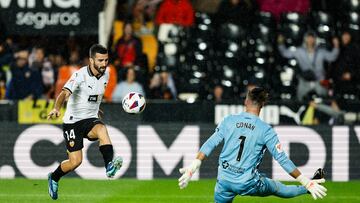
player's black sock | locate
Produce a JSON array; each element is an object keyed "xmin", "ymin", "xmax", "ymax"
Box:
[
  {"xmin": 51, "ymin": 165, "xmax": 68, "ymax": 182},
  {"xmin": 99, "ymin": 144, "xmax": 114, "ymax": 168}
]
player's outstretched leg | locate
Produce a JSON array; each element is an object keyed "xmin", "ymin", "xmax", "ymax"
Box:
[
  {"xmin": 254, "ymin": 177, "xmax": 308, "ymax": 198},
  {"xmin": 48, "ymin": 173, "xmax": 59, "ymax": 200},
  {"xmin": 106, "ymin": 156, "xmax": 123, "ymax": 178},
  {"xmin": 272, "ymin": 179, "xmax": 308, "ymax": 198}
]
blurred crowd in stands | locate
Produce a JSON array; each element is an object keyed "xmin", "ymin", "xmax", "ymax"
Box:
[{"xmin": 0, "ymin": 0, "xmax": 359, "ymax": 111}]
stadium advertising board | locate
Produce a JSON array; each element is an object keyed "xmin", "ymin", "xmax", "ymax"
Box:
[
  {"xmin": 0, "ymin": 123, "xmax": 359, "ymax": 181},
  {"xmin": 18, "ymin": 100, "xmax": 65, "ymax": 124},
  {"xmin": 0, "ymin": 0, "xmax": 102, "ymax": 35}
]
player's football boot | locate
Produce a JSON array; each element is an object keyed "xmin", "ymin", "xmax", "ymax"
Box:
[
  {"xmin": 106, "ymin": 156, "xmax": 123, "ymax": 178},
  {"xmin": 48, "ymin": 173, "xmax": 58, "ymax": 200},
  {"xmin": 312, "ymin": 168, "xmax": 325, "ymax": 180}
]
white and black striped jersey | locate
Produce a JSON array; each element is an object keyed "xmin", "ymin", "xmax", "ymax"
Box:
[{"xmin": 62, "ymin": 66, "xmax": 109, "ymax": 124}]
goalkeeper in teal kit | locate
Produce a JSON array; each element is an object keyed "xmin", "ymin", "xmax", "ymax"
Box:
[{"xmin": 178, "ymin": 87, "xmax": 327, "ymax": 202}]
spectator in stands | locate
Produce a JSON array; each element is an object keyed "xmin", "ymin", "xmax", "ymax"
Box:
[
  {"xmin": 155, "ymin": 0, "xmax": 195, "ymax": 27},
  {"xmin": 132, "ymin": 0, "xmax": 160, "ymax": 71},
  {"xmin": 29, "ymin": 46, "xmax": 55, "ymax": 99},
  {"xmin": 0, "ymin": 40, "xmax": 13, "ymax": 99},
  {"xmin": 213, "ymin": 85, "xmax": 224, "ymax": 103},
  {"xmin": 330, "ymin": 31, "xmax": 360, "ymax": 98},
  {"xmin": 148, "ymin": 70, "xmax": 177, "ymax": 99},
  {"xmin": 257, "ymin": 0, "xmax": 310, "ymax": 21},
  {"xmin": 132, "ymin": 0, "xmax": 160, "ymax": 36},
  {"xmin": 113, "ymin": 22, "xmax": 144, "ymax": 77},
  {"xmin": 0, "ymin": 40, "xmax": 13, "ymax": 68},
  {"xmin": 277, "ymin": 31, "xmax": 339, "ymax": 101},
  {"xmin": 112, "ymin": 68, "xmax": 145, "ymax": 102},
  {"xmin": 215, "ymin": 0, "xmax": 256, "ymax": 28},
  {"xmin": 0, "ymin": 65, "xmax": 5, "ymax": 99},
  {"xmin": 6, "ymin": 49, "xmax": 42, "ymax": 100},
  {"xmin": 48, "ymin": 52, "xmax": 65, "ymax": 74},
  {"xmin": 54, "ymin": 48, "xmax": 81, "ymax": 97}
]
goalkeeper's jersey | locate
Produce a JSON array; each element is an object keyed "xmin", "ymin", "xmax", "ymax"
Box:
[{"xmin": 200, "ymin": 112, "xmax": 296, "ymax": 187}]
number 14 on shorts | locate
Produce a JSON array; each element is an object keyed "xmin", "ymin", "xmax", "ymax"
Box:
[{"xmin": 65, "ymin": 129, "xmax": 76, "ymax": 140}]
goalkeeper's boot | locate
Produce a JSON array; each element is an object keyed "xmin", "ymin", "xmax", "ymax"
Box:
[
  {"xmin": 106, "ymin": 156, "xmax": 123, "ymax": 178},
  {"xmin": 312, "ymin": 168, "xmax": 325, "ymax": 180},
  {"xmin": 48, "ymin": 173, "xmax": 58, "ymax": 200}
]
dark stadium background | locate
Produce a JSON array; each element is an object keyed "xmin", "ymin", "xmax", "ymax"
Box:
[{"xmin": 0, "ymin": 0, "xmax": 359, "ymax": 202}]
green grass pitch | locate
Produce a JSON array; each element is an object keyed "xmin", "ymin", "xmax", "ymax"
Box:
[{"xmin": 0, "ymin": 178, "xmax": 359, "ymax": 203}]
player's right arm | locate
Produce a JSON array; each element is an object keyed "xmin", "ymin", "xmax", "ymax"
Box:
[
  {"xmin": 178, "ymin": 117, "xmax": 227, "ymax": 189},
  {"xmin": 47, "ymin": 71, "xmax": 81, "ymax": 120},
  {"xmin": 47, "ymin": 89, "xmax": 71, "ymax": 120},
  {"xmin": 264, "ymin": 127, "xmax": 327, "ymax": 200}
]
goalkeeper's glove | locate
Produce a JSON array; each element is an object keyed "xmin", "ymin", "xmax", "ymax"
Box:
[
  {"xmin": 296, "ymin": 174, "xmax": 327, "ymax": 200},
  {"xmin": 178, "ymin": 159, "xmax": 202, "ymax": 189}
]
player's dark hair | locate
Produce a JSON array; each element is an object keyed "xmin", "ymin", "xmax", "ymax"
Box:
[
  {"xmin": 89, "ymin": 44, "xmax": 108, "ymax": 58},
  {"xmin": 247, "ymin": 87, "xmax": 269, "ymax": 107}
]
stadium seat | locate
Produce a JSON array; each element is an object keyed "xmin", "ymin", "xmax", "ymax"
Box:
[
  {"xmin": 344, "ymin": 0, "xmax": 360, "ymax": 11},
  {"xmin": 311, "ymin": 11, "xmax": 333, "ymax": 26},
  {"xmin": 280, "ymin": 12, "xmax": 306, "ymax": 25},
  {"xmin": 112, "ymin": 20, "xmax": 124, "ymax": 45},
  {"xmin": 218, "ymin": 23, "xmax": 246, "ymax": 42},
  {"xmin": 257, "ymin": 12, "xmax": 276, "ymax": 28},
  {"xmin": 140, "ymin": 35, "xmax": 158, "ymax": 71}
]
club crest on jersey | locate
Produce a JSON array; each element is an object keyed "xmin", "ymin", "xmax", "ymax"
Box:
[
  {"xmin": 276, "ymin": 143, "xmax": 283, "ymax": 153},
  {"xmin": 69, "ymin": 140, "xmax": 75, "ymax": 148},
  {"xmin": 88, "ymin": 95, "xmax": 98, "ymax": 102}
]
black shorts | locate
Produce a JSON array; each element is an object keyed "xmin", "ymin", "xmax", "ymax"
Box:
[{"xmin": 63, "ymin": 118, "xmax": 104, "ymax": 152}]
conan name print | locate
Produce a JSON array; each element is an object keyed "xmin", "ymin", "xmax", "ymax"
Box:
[{"xmin": 236, "ymin": 122, "xmax": 255, "ymax": 130}]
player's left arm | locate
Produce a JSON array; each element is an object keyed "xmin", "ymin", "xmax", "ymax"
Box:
[
  {"xmin": 264, "ymin": 128, "xmax": 296, "ymax": 173},
  {"xmin": 178, "ymin": 117, "xmax": 227, "ymax": 189},
  {"xmin": 264, "ymin": 128, "xmax": 327, "ymax": 200}
]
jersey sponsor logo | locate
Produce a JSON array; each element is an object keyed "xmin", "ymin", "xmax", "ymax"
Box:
[
  {"xmin": 221, "ymin": 160, "xmax": 245, "ymax": 174},
  {"xmin": 0, "ymin": 0, "xmax": 81, "ymax": 9},
  {"xmin": 222, "ymin": 160, "xmax": 229, "ymax": 169},
  {"xmin": 276, "ymin": 143, "xmax": 283, "ymax": 153},
  {"xmin": 236, "ymin": 122, "xmax": 255, "ymax": 130},
  {"xmin": 88, "ymin": 95, "xmax": 98, "ymax": 102}
]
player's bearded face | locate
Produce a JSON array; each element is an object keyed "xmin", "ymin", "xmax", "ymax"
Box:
[{"xmin": 92, "ymin": 53, "xmax": 108, "ymax": 74}]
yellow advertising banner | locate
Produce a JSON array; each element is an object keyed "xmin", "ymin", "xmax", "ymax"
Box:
[{"xmin": 18, "ymin": 100, "xmax": 65, "ymax": 124}]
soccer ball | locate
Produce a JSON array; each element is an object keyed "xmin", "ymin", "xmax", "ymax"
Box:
[{"xmin": 122, "ymin": 92, "xmax": 146, "ymax": 114}]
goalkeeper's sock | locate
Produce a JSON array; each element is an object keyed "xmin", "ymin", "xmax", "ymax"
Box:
[
  {"xmin": 99, "ymin": 144, "xmax": 114, "ymax": 168},
  {"xmin": 51, "ymin": 165, "xmax": 68, "ymax": 182}
]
